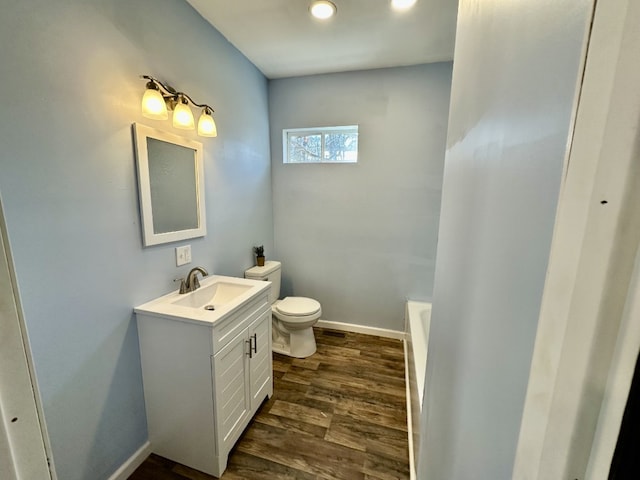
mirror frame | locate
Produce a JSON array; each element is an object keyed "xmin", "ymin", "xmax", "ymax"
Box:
[{"xmin": 133, "ymin": 123, "xmax": 207, "ymax": 246}]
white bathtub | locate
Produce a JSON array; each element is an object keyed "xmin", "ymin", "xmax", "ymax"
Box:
[{"xmin": 404, "ymin": 301, "xmax": 431, "ymax": 480}]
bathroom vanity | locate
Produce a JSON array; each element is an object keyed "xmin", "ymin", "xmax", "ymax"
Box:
[{"xmin": 134, "ymin": 275, "xmax": 272, "ymax": 477}]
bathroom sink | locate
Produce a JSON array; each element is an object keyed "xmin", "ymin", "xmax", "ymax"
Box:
[
  {"xmin": 172, "ymin": 282, "xmax": 252, "ymax": 309},
  {"xmin": 134, "ymin": 275, "xmax": 270, "ymax": 325}
]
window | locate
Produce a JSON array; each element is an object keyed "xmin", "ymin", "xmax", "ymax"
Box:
[{"xmin": 283, "ymin": 125, "xmax": 359, "ymax": 163}]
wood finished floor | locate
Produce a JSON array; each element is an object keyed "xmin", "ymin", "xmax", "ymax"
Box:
[{"xmin": 129, "ymin": 327, "xmax": 409, "ymax": 480}]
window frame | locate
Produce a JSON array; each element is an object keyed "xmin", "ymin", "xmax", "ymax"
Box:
[{"xmin": 282, "ymin": 125, "xmax": 359, "ymax": 164}]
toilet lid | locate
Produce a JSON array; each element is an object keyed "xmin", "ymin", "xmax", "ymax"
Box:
[{"xmin": 275, "ymin": 297, "xmax": 321, "ymax": 316}]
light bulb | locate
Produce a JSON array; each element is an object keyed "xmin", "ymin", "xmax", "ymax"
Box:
[
  {"xmin": 391, "ymin": 0, "xmax": 417, "ymax": 10},
  {"xmin": 197, "ymin": 109, "xmax": 217, "ymax": 137},
  {"xmin": 141, "ymin": 82, "xmax": 168, "ymax": 120},
  {"xmin": 173, "ymin": 99, "xmax": 195, "ymax": 130},
  {"xmin": 310, "ymin": 1, "xmax": 336, "ymax": 19}
]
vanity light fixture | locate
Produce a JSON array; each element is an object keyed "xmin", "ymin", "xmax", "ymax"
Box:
[
  {"xmin": 140, "ymin": 75, "xmax": 217, "ymax": 137},
  {"xmin": 391, "ymin": 0, "xmax": 417, "ymax": 10},
  {"xmin": 141, "ymin": 82, "xmax": 168, "ymax": 120},
  {"xmin": 173, "ymin": 96, "xmax": 195, "ymax": 130},
  {"xmin": 310, "ymin": 0, "xmax": 337, "ymax": 20},
  {"xmin": 197, "ymin": 107, "xmax": 218, "ymax": 137}
]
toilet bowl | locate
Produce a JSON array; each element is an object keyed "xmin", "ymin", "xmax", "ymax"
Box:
[
  {"xmin": 245, "ymin": 261, "xmax": 321, "ymax": 358},
  {"xmin": 272, "ymin": 297, "xmax": 321, "ymax": 358}
]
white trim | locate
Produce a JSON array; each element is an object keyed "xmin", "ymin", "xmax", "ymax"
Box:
[
  {"xmin": 133, "ymin": 123, "xmax": 207, "ymax": 246},
  {"xmin": 404, "ymin": 301, "xmax": 431, "ymax": 480},
  {"xmin": 315, "ymin": 319, "xmax": 405, "ymax": 340},
  {"xmin": 0, "ymin": 194, "xmax": 53, "ymax": 480},
  {"xmin": 284, "ymin": 125, "xmax": 359, "ymax": 134},
  {"xmin": 583, "ymin": 5, "xmax": 640, "ymax": 475},
  {"xmin": 586, "ymin": 247, "xmax": 640, "ymax": 478},
  {"xmin": 107, "ymin": 441, "xmax": 151, "ymax": 480},
  {"xmin": 404, "ymin": 338, "xmax": 417, "ymax": 480},
  {"xmin": 514, "ymin": 0, "xmax": 640, "ymax": 476}
]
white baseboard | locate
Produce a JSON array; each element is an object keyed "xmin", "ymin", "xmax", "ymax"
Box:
[
  {"xmin": 315, "ymin": 320, "xmax": 405, "ymax": 340},
  {"xmin": 108, "ymin": 441, "xmax": 151, "ymax": 480}
]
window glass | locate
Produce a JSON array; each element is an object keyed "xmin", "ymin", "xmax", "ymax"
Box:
[
  {"xmin": 324, "ymin": 131, "xmax": 358, "ymax": 162},
  {"xmin": 288, "ymin": 133, "xmax": 321, "ymax": 163},
  {"xmin": 284, "ymin": 126, "xmax": 358, "ymax": 164}
]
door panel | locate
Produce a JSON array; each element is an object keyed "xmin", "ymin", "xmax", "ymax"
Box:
[
  {"xmin": 249, "ymin": 312, "xmax": 272, "ymax": 405},
  {"xmin": 213, "ymin": 332, "xmax": 249, "ymax": 449}
]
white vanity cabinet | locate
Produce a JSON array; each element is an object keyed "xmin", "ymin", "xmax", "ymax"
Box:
[
  {"xmin": 136, "ymin": 287, "xmax": 272, "ymax": 478},
  {"xmin": 212, "ymin": 309, "xmax": 272, "ymax": 457}
]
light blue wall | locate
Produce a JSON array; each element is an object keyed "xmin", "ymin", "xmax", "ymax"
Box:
[
  {"xmin": 0, "ymin": 1, "xmax": 272, "ymax": 479},
  {"xmin": 269, "ymin": 64, "xmax": 452, "ymax": 331},
  {"xmin": 419, "ymin": 0, "xmax": 592, "ymax": 478}
]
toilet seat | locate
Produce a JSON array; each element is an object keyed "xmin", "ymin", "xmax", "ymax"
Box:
[
  {"xmin": 272, "ymin": 298, "xmax": 322, "ymax": 331},
  {"xmin": 275, "ymin": 297, "xmax": 321, "ymax": 318}
]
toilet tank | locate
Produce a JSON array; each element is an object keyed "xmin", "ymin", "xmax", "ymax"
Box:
[{"xmin": 244, "ymin": 260, "xmax": 281, "ymax": 304}]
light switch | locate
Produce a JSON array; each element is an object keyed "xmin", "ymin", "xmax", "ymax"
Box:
[{"xmin": 176, "ymin": 245, "xmax": 192, "ymax": 266}]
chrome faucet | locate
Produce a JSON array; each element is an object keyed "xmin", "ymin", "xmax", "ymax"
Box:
[{"xmin": 184, "ymin": 266, "xmax": 209, "ymax": 293}]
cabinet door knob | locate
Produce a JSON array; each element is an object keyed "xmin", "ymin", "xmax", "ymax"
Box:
[
  {"xmin": 246, "ymin": 339, "xmax": 252, "ymax": 358},
  {"xmin": 252, "ymin": 333, "xmax": 258, "ymax": 354}
]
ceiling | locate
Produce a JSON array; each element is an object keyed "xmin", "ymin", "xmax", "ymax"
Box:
[{"xmin": 185, "ymin": 0, "xmax": 458, "ymax": 79}]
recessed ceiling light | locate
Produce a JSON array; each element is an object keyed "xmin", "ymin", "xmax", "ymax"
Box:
[
  {"xmin": 391, "ymin": 0, "xmax": 417, "ymax": 10},
  {"xmin": 310, "ymin": 0, "xmax": 337, "ymax": 20}
]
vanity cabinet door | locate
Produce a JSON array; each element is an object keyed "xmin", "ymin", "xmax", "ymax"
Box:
[
  {"xmin": 212, "ymin": 331, "xmax": 250, "ymax": 454},
  {"xmin": 248, "ymin": 311, "xmax": 273, "ymax": 407}
]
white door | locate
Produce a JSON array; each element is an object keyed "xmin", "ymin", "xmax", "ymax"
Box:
[{"xmin": 0, "ymin": 196, "xmax": 52, "ymax": 479}]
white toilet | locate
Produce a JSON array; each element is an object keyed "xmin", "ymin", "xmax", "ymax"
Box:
[{"xmin": 245, "ymin": 261, "xmax": 321, "ymax": 358}]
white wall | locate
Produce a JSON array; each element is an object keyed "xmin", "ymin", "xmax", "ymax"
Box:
[
  {"xmin": 0, "ymin": 1, "xmax": 272, "ymax": 478},
  {"xmin": 419, "ymin": 0, "xmax": 593, "ymax": 478},
  {"xmin": 269, "ymin": 64, "xmax": 452, "ymax": 331}
]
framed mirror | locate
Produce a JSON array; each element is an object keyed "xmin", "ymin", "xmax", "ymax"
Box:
[{"xmin": 133, "ymin": 123, "xmax": 207, "ymax": 246}]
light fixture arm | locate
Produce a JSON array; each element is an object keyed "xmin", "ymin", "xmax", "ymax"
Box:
[{"xmin": 141, "ymin": 75, "xmax": 215, "ymax": 113}]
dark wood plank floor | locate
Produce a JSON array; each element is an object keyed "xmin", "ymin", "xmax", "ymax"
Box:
[{"xmin": 129, "ymin": 327, "xmax": 409, "ymax": 480}]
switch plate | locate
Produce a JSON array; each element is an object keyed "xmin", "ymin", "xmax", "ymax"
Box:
[{"xmin": 176, "ymin": 245, "xmax": 192, "ymax": 266}]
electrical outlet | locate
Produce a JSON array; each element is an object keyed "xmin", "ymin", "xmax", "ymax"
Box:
[{"xmin": 176, "ymin": 245, "xmax": 192, "ymax": 266}]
